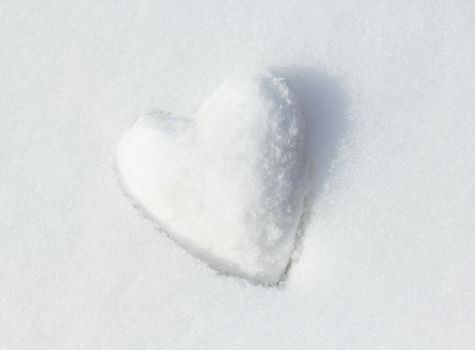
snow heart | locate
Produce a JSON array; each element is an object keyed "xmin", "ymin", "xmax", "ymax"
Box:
[{"xmin": 117, "ymin": 73, "xmax": 309, "ymax": 285}]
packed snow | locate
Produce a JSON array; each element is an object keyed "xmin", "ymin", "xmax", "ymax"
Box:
[
  {"xmin": 1, "ymin": 0, "xmax": 475, "ymax": 349},
  {"xmin": 117, "ymin": 73, "xmax": 308, "ymax": 284}
]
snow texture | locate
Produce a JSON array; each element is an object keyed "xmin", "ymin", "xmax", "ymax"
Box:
[
  {"xmin": 117, "ymin": 73, "xmax": 308, "ymax": 284},
  {"xmin": 1, "ymin": 1, "xmax": 475, "ymax": 349}
]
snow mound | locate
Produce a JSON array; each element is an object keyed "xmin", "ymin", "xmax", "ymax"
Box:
[{"xmin": 117, "ymin": 72, "xmax": 309, "ymax": 284}]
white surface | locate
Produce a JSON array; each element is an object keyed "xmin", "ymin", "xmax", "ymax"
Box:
[
  {"xmin": 117, "ymin": 73, "xmax": 308, "ymax": 284},
  {"xmin": 1, "ymin": 1, "xmax": 474, "ymax": 349}
]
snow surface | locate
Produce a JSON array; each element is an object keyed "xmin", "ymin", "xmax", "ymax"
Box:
[
  {"xmin": 1, "ymin": 0, "xmax": 475, "ymax": 349},
  {"xmin": 117, "ymin": 73, "xmax": 308, "ymax": 285}
]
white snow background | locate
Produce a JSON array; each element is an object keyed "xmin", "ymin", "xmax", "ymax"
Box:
[{"xmin": 1, "ymin": 1, "xmax": 474, "ymax": 349}]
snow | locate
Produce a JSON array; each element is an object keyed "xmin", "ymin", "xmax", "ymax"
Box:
[
  {"xmin": 1, "ymin": 0, "xmax": 475, "ymax": 349},
  {"xmin": 117, "ymin": 73, "xmax": 308, "ymax": 285}
]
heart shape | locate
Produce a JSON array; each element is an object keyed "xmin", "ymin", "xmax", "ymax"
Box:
[{"xmin": 117, "ymin": 72, "xmax": 309, "ymax": 284}]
